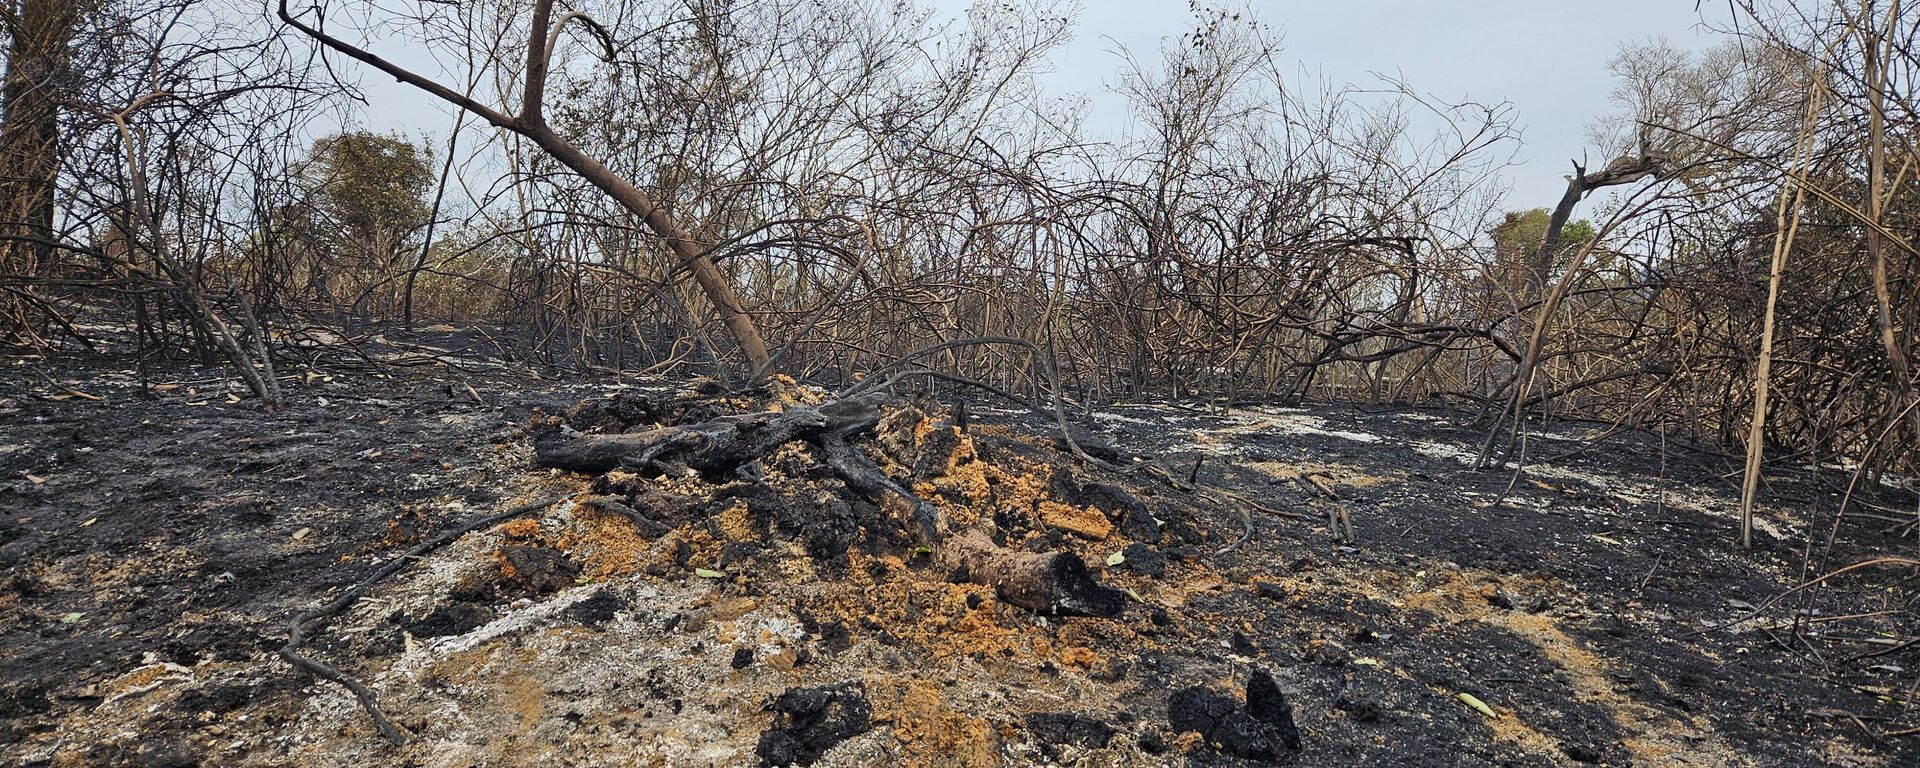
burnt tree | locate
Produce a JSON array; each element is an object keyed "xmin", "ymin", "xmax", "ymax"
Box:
[{"xmin": 276, "ymin": 0, "xmax": 773, "ymax": 371}]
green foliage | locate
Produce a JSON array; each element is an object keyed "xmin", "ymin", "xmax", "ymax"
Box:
[
  {"xmin": 295, "ymin": 131, "xmax": 433, "ymax": 258},
  {"xmin": 1490, "ymin": 208, "xmax": 1594, "ymax": 257},
  {"xmin": 1559, "ymin": 219, "xmax": 1596, "ymax": 249},
  {"xmin": 1490, "ymin": 208, "xmax": 1551, "ymax": 258}
]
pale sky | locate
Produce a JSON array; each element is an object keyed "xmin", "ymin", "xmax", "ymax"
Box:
[
  {"xmin": 919, "ymin": 0, "xmax": 1731, "ymax": 206},
  {"xmin": 344, "ymin": 0, "xmax": 1733, "ymax": 212}
]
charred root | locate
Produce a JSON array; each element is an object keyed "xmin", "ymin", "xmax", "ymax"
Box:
[{"xmin": 940, "ymin": 527, "xmax": 1126, "ymax": 617}]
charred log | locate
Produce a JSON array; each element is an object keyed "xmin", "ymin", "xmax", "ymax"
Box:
[
  {"xmin": 537, "ymin": 389, "xmax": 1125, "ymax": 618},
  {"xmin": 533, "ymin": 393, "xmax": 891, "ymax": 475},
  {"xmin": 938, "ymin": 527, "xmax": 1125, "ymax": 617}
]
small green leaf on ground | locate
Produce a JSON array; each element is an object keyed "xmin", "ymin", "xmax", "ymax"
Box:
[
  {"xmin": 1106, "ymin": 551, "xmax": 1125, "ymax": 566},
  {"xmin": 1457, "ymin": 692, "xmax": 1497, "ymax": 718},
  {"xmin": 694, "ymin": 568, "xmax": 726, "ymax": 579}
]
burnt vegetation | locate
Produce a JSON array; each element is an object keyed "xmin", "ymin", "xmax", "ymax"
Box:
[{"xmin": 2, "ymin": 1, "xmax": 1920, "ymax": 766}]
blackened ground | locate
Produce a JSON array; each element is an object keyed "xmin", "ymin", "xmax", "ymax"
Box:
[
  {"xmin": 0, "ymin": 356, "xmax": 1914, "ymax": 767},
  {"xmin": 1034, "ymin": 399, "xmax": 1920, "ymax": 766},
  {"xmin": 0, "ymin": 357, "xmax": 589, "ymax": 763}
]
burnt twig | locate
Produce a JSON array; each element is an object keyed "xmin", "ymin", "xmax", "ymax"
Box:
[{"xmin": 279, "ymin": 495, "xmax": 565, "ymax": 745}]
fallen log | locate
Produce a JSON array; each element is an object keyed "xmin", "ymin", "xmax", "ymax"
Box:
[{"xmin": 533, "ymin": 392, "xmax": 888, "ymax": 475}]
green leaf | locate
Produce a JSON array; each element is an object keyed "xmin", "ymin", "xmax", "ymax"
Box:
[
  {"xmin": 694, "ymin": 568, "xmax": 725, "ymax": 579},
  {"xmin": 60, "ymin": 612, "xmax": 83, "ymax": 624},
  {"xmin": 1124, "ymin": 587, "xmax": 1146, "ymax": 603},
  {"xmin": 1457, "ymin": 692, "xmax": 1497, "ymax": 718},
  {"xmin": 1105, "ymin": 551, "xmax": 1125, "ymax": 566}
]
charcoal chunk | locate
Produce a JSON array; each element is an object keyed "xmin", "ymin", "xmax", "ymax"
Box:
[
  {"xmin": 1120, "ymin": 543, "xmax": 1167, "ymax": 576},
  {"xmin": 755, "ymin": 682, "xmax": 872, "ymax": 766},
  {"xmin": 405, "ymin": 602, "xmax": 494, "ymax": 638},
  {"xmin": 496, "ymin": 545, "xmax": 578, "ymax": 596},
  {"xmin": 565, "ymin": 589, "xmax": 625, "ymax": 626},
  {"xmin": 1025, "ymin": 712, "xmax": 1114, "ymax": 756},
  {"xmin": 1166, "ymin": 671, "xmax": 1302, "ymax": 762}
]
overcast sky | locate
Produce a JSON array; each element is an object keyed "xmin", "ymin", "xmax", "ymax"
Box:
[
  {"xmin": 919, "ymin": 0, "xmax": 1734, "ymax": 206},
  {"xmin": 344, "ymin": 1, "xmax": 1735, "ymax": 211}
]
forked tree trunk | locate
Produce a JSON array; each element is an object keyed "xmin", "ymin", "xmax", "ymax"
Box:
[{"xmin": 1862, "ymin": 8, "xmax": 1920, "ymax": 472}]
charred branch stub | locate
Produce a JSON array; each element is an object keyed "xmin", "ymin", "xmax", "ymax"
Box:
[
  {"xmin": 938, "ymin": 526, "xmax": 1126, "ymax": 617},
  {"xmin": 1534, "ymin": 152, "xmax": 1670, "ymax": 289}
]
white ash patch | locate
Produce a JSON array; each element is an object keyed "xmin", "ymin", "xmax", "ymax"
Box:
[
  {"xmin": 1409, "ymin": 441, "xmax": 1478, "ymax": 464},
  {"xmin": 1171, "ymin": 411, "xmax": 1382, "ymax": 455},
  {"xmin": 330, "ymin": 500, "xmax": 576, "ymax": 626},
  {"xmin": 1409, "ymin": 440, "xmax": 1791, "ymax": 540},
  {"xmin": 433, "ymin": 411, "xmax": 489, "ymax": 429},
  {"xmin": 1090, "ymin": 410, "xmax": 1163, "ymax": 426},
  {"xmin": 290, "ymin": 575, "xmax": 823, "ymax": 767},
  {"xmin": 1238, "ymin": 408, "xmax": 1384, "ymax": 444},
  {"xmin": 1816, "ymin": 461, "xmax": 1919, "ymax": 492},
  {"xmin": 1522, "ymin": 430, "xmax": 1582, "ymax": 442}
]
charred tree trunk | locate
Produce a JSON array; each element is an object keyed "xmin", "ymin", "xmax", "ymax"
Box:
[{"xmin": 0, "ymin": 0, "xmax": 81, "ymax": 345}]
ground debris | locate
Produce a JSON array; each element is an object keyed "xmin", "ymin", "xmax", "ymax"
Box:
[
  {"xmin": 533, "ymin": 382, "xmax": 1135, "ymax": 618},
  {"xmin": 5, "ymin": 368, "xmax": 1912, "ymax": 767},
  {"xmin": 1167, "ymin": 670, "xmax": 1302, "ymax": 762},
  {"xmin": 756, "ymin": 682, "xmax": 874, "ymax": 767}
]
